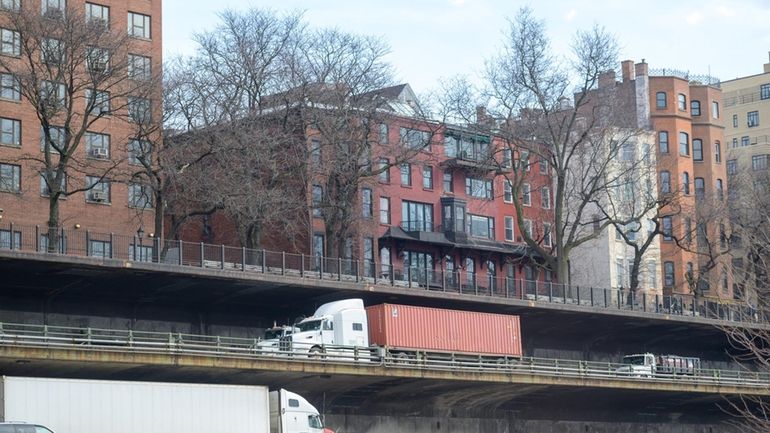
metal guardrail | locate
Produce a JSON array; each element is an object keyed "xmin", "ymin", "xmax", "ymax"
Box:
[
  {"xmin": 0, "ymin": 222, "xmax": 765, "ymax": 325},
  {"xmin": 0, "ymin": 322, "xmax": 767, "ymax": 391}
]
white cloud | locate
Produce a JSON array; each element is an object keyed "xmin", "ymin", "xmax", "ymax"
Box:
[
  {"xmin": 714, "ymin": 5, "xmax": 736, "ymax": 17},
  {"xmin": 451, "ymin": 0, "xmax": 467, "ymax": 5},
  {"xmin": 685, "ymin": 11, "xmax": 703, "ymax": 25},
  {"xmin": 565, "ymin": 8, "xmax": 577, "ymax": 22}
]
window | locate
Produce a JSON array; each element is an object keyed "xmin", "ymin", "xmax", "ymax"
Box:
[
  {"xmin": 664, "ymin": 262, "xmax": 675, "ymax": 288},
  {"xmin": 128, "ymin": 12, "xmax": 151, "ymax": 39},
  {"xmin": 522, "ymin": 183, "xmax": 531, "ymax": 206},
  {"xmin": 662, "ymin": 216, "xmax": 672, "ymax": 241},
  {"xmin": 539, "ymin": 157, "xmax": 548, "ymax": 174},
  {"xmin": 682, "ymin": 172, "xmax": 690, "ymax": 195},
  {"xmin": 690, "ymin": 100, "xmax": 700, "ymax": 116},
  {"xmin": 41, "ymin": 38, "xmax": 64, "ymax": 64},
  {"xmin": 0, "ymin": 162, "xmax": 20, "ymax": 192},
  {"xmin": 684, "ymin": 217, "xmax": 692, "ymax": 244},
  {"xmin": 443, "ymin": 170, "xmax": 452, "ymax": 192},
  {"xmin": 313, "ymin": 234, "xmax": 324, "ymax": 258},
  {"xmin": 399, "ymin": 127, "xmax": 430, "ymax": 149},
  {"xmin": 692, "ymin": 139, "xmax": 703, "ymax": 161},
  {"xmin": 380, "ymin": 246, "xmax": 391, "ymax": 275},
  {"xmin": 762, "ymin": 83, "xmax": 770, "ymax": 100},
  {"xmin": 716, "ymin": 179, "xmax": 724, "ymax": 201},
  {"xmin": 727, "ymin": 159, "xmax": 737, "ymax": 175},
  {"xmin": 0, "ymin": 0, "xmax": 19, "ymax": 12},
  {"xmin": 422, "ymin": 166, "xmax": 433, "ymax": 189},
  {"xmin": 468, "ymin": 214, "xmax": 494, "ymax": 239},
  {"xmin": 519, "ymin": 150, "xmax": 531, "ymax": 171},
  {"xmin": 752, "ymin": 155, "xmax": 768, "ymax": 171},
  {"xmin": 733, "ymin": 114, "xmax": 739, "ymax": 128},
  {"xmin": 378, "ymin": 123, "xmax": 388, "ymax": 144},
  {"xmin": 541, "ymin": 186, "xmax": 550, "ymax": 209},
  {"xmin": 503, "ymin": 181, "xmax": 512, "ymax": 203},
  {"xmin": 0, "ymin": 117, "xmax": 20, "ymax": 147},
  {"xmin": 720, "ymin": 223, "xmax": 727, "ymax": 249},
  {"xmin": 712, "ymin": 101, "xmax": 719, "ymax": 119},
  {"xmin": 128, "ymin": 182, "xmax": 152, "ymax": 208},
  {"xmin": 658, "ymin": 131, "xmax": 669, "ymax": 153},
  {"xmin": 714, "ymin": 141, "xmax": 721, "ymax": 163},
  {"xmin": 646, "ymin": 261, "xmax": 656, "ymax": 288},
  {"xmin": 128, "ymin": 54, "xmax": 152, "ymax": 81},
  {"xmin": 685, "ymin": 262, "xmax": 694, "ymax": 282},
  {"xmin": 502, "ymin": 148, "xmax": 512, "ymax": 168},
  {"xmin": 679, "ymin": 132, "xmax": 689, "ymax": 156},
  {"xmin": 376, "ymin": 158, "xmax": 389, "ymax": 182},
  {"xmin": 616, "ymin": 259, "xmax": 626, "ymax": 288},
  {"xmin": 309, "ymin": 139, "xmax": 321, "ymax": 167},
  {"xmin": 0, "ymin": 29, "xmax": 19, "ymax": 57},
  {"xmin": 465, "ymin": 257, "xmax": 475, "ymax": 285},
  {"xmin": 128, "ymin": 139, "xmax": 151, "ymax": 165},
  {"xmin": 697, "ymin": 221, "xmax": 708, "ymax": 246},
  {"xmin": 128, "ymin": 96, "xmax": 151, "ymax": 124},
  {"xmin": 85, "ymin": 132, "xmax": 110, "ymax": 159},
  {"xmin": 379, "ymin": 197, "xmax": 390, "ymax": 224},
  {"xmin": 401, "ymin": 200, "xmax": 433, "ymax": 231},
  {"xmin": 0, "ymin": 229, "xmax": 21, "ymax": 250},
  {"xmin": 86, "ymin": 89, "xmax": 110, "ymax": 115},
  {"xmin": 89, "ymin": 239, "xmax": 111, "ymax": 258},
  {"xmin": 86, "ymin": 3, "xmax": 109, "ymax": 27},
  {"xmin": 41, "ymin": 126, "xmax": 65, "ymax": 153},
  {"xmin": 621, "ymin": 142, "xmax": 635, "ymax": 161},
  {"xmin": 42, "ymin": 0, "xmax": 65, "ymax": 18},
  {"xmin": 312, "ymin": 184, "xmax": 322, "ymax": 217},
  {"xmin": 543, "ymin": 223, "xmax": 552, "ymax": 247},
  {"xmin": 361, "ymin": 188, "xmax": 373, "ymax": 218},
  {"xmin": 363, "ymin": 237, "xmax": 374, "ymax": 277},
  {"xmin": 465, "ymin": 177, "xmax": 493, "ymax": 200},
  {"xmin": 40, "ymin": 172, "xmax": 66, "ymax": 196},
  {"xmin": 732, "ymin": 138, "xmax": 737, "ymax": 149},
  {"xmin": 400, "ymin": 163, "xmax": 411, "ymax": 186},
  {"xmin": 656, "ymin": 92, "xmax": 667, "ymax": 109},
  {"xmin": 677, "ymin": 94, "xmax": 686, "ymax": 111},
  {"xmin": 85, "ymin": 176, "xmax": 110, "ymax": 203},
  {"xmin": 445, "ymin": 132, "xmax": 490, "ymax": 161},
  {"xmin": 660, "ymin": 171, "xmax": 671, "ymax": 193},
  {"xmin": 0, "ymin": 73, "xmax": 19, "ymax": 101},
  {"xmin": 694, "ymin": 177, "xmax": 705, "ymax": 200},
  {"xmin": 742, "ymin": 136, "xmax": 750, "ymax": 147},
  {"xmin": 504, "ymin": 216, "xmax": 514, "ymax": 241},
  {"xmin": 522, "ymin": 219, "xmax": 533, "ymax": 238},
  {"xmin": 40, "ymin": 80, "xmax": 66, "ymax": 108},
  {"xmin": 748, "ymin": 111, "xmax": 759, "ymax": 127},
  {"xmin": 87, "ymin": 47, "xmax": 110, "ymax": 74}
]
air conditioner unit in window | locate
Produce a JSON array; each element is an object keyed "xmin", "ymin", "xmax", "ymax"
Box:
[
  {"xmin": 91, "ymin": 147, "xmax": 108, "ymax": 158},
  {"xmin": 90, "ymin": 191, "xmax": 106, "ymax": 202}
]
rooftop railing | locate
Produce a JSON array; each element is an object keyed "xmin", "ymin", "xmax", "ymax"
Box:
[
  {"xmin": 648, "ymin": 68, "xmax": 721, "ymax": 88},
  {"xmin": 0, "ymin": 222, "xmax": 764, "ymax": 325}
]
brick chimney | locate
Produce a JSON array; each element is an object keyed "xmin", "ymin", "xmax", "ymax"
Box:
[
  {"xmin": 635, "ymin": 60, "xmax": 648, "ymax": 77},
  {"xmin": 476, "ymin": 105, "xmax": 487, "ymax": 125},
  {"xmin": 598, "ymin": 70, "xmax": 616, "ymax": 89},
  {"xmin": 621, "ymin": 60, "xmax": 635, "ymax": 82}
]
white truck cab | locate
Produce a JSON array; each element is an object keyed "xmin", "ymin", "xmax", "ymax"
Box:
[
  {"xmin": 617, "ymin": 353, "xmax": 657, "ymax": 376},
  {"xmin": 269, "ymin": 389, "xmax": 329, "ymax": 433},
  {"xmin": 285, "ymin": 299, "xmax": 369, "ymax": 356},
  {"xmin": 258, "ymin": 325, "xmax": 298, "ymax": 352}
]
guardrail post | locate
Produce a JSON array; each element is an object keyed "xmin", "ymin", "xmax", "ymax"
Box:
[
  {"xmin": 241, "ymin": 247, "xmax": 246, "ymax": 271},
  {"xmin": 262, "ymin": 249, "xmax": 267, "ymax": 274},
  {"xmin": 548, "ymin": 282, "xmax": 553, "ymax": 302},
  {"xmin": 576, "ymin": 286, "xmax": 580, "ymax": 305},
  {"xmin": 337, "ymin": 258, "xmax": 342, "ymax": 281},
  {"xmin": 281, "ymin": 251, "xmax": 286, "ymax": 276},
  {"xmin": 300, "ymin": 254, "xmax": 305, "ymax": 277},
  {"xmin": 373, "ymin": 262, "xmax": 377, "ymax": 285},
  {"xmin": 617, "ymin": 290, "xmax": 622, "ymax": 309},
  {"xmin": 35, "ymin": 225, "xmax": 39, "ymax": 252},
  {"xmin": 9, "ymin": 222, "xmax": 14, "ymax": 250},
  {"xmin": 109, "ymin": 233, "xmax": 114, "ymax": 258},
  {"xmin": 178, "ymin": 240, "xmax": 184, "ymax": 266},
  {"xmin": 642, "ymin": 292, "xmax": 646, "ymax": 312},
  {"xmin": 132, "ymin": 235, "xmax": 137, "ymax": 261},
  {"xmin": 407, "ymin": 267, "xmax": 412, "ymax": 288},
  {"xmin": 355, "ymin": 260, "xmax": 359, "ymax": 283},
  {"xmin": 442, "ymin": 271, "xmax": 446, "ymax": 292},
  {"xmin": 319, "ymin": 256, "xmax": 324, "ymax": 279},
  {"xmin": 604, "ymin": 289, "xmax": 608, "ymax": 308},
  {"xmin": 220, "ymin": 244, "xmax": 225, "ymax": 269},
  {"xmin": 199, "ymin": 242, "xmax": 204, "ymax": 267},
  {"xmin": 85, "ymin": 230, "xmax": 91, "ymax": 256},
  {"xmin": 389, "ymin": 265, "xmax": 394, "ymax": 286}
]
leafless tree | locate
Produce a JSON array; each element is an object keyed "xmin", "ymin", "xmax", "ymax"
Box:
[{"xmin": 0, "ymin": 4, "xmax": 154, "ymax": 251}]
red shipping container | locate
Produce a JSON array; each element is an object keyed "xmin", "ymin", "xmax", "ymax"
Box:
[{"xmin": 365, "ymin": 304, "xmax": 522, "ymax": 357}]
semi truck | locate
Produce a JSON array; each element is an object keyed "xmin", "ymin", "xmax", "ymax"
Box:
[
  {"xmin": 0, "ymin": 376, "xmax": 332, "ymax": 433},
  {"xmin": 616, "ymin": 353, "xmax": 701, "ymax": 376},
  {"xmin": 280, "ymin": 298, "xmax": 522, "ymax": 362},
  {"xmin": 257, "ymin": 324, "xmax": 298, "ymax": 352}
]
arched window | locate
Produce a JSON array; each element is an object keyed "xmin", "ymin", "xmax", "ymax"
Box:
[
  {"xmin": 692, "ymin": 139, "xmax": 703, "ymax": 161},
  {"xmin": 658, "ymin": 131, "xmax": 669, "ymax": 153},
  {"xmin": 660, "ymin": 171, "xmax": 671, "ymax": 193},
  {"xmin": 656, "ymin": 92, "xmax": 667, "ymax": 109},
  {"xmin": 664, "ymin": 262, "xmax": 675, "ymax": 287},
  {"xmin": 695, "ymin": 177, "xmax": 705, "ymax": 199},
  {"xmin": 679, "ymin": 132, "xmax": 689, "ymax": 156},
  {"xmin": 682, "ymin": 172, "xmax": 690, "ymax": 195},
  {"xmin": 691, "ymin": 100, "xmax": 701, "ymax": 116},
  {"xmin": 715, "ymin": 141, "xmax": 721, "ymax": 163},
  {"xmin": 678, "ymin": 93, "xmax": 687, "ymax": 111}
]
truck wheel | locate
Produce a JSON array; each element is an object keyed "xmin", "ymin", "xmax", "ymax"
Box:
[
  {"xmin": 395, "ymin": 352, "xmax": 411, "ymax": 364},
  {"xmin": 308, "ymin": 346, "xmax": 326, "ymax": 359}
]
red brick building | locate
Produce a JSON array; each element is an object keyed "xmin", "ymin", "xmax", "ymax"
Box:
[{"xmin": 0, "ymin": 0, "xmax": 162, "ymax": 255}]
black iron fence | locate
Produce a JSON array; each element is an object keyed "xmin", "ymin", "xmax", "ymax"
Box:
[{"xmin": 0, "ymin": 222, "xmax": 764, "ymax": 325}]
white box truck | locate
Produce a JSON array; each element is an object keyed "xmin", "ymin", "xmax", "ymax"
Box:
[{"xmin": 0, "ymin": 376, "xmax": 332, "ymax": 433}]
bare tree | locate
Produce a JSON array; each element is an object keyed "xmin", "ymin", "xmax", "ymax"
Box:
[{"xmin": 0, "ymin": 4, "xmax": 154, "ymax": 251}]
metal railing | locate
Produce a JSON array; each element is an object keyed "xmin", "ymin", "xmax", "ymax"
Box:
[
  {"xmin": 0, "ymin": 222, "xmax": 766, "ymax": 325},
  {"xmin": 0, "ymin": 322, "xmax": 767, "ymax": 391},
  {"xmin": 724, "ymin": 91, "xmax": 769, "ymax": 107},
  {"xmin": 648, "ymin": 68, "xmax": 721, "ymax": 88}
]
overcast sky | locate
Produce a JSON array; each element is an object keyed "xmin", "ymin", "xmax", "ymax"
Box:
[{"xmin": 163, "ymin": 0, "xmax": 770, "ymax": 92}]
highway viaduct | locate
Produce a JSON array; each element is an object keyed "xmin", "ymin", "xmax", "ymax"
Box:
[{"xmin": 0, "ymin": 250, "xmax": 767, "ymax": 432}]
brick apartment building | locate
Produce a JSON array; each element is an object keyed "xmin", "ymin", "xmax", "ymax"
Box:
[
  {"xmin": 0, "ymin": 0, "xmax": 162, "ymax": 255},
  {"xmin": 178, "ymin": 84, "xmax": 556, "ymax": 291}
]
